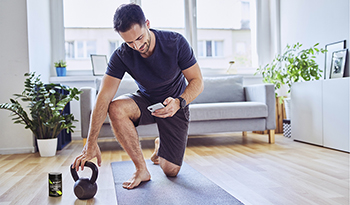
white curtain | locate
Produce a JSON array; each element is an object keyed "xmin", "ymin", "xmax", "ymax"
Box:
[{"xmin": 254, "ymin": 0, "xmax": 281, "ymax": 68}]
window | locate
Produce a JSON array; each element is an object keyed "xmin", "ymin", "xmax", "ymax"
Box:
[
  {"xmin": 63, "ymin": 0, "xmax": 129, "ymax": 71},
  {"xmin": 198, "ymin": 40, "xmax": 224, "ymax": 58},
  {"xmin": 197, "ymin": 0, "xmax": 255, "ymax": 75},
  {"xmin": 65, "ymin": 41, "xmax": 74, "ymax": 58},
  {"xmin": 65, "ymin": 40, "xmax": 97, "ymax": 59},
  {"xmin": 62, "ymin": 0, "xmax": 255, "ymax": 75},
  {"xmin": 142, "ymin": 0, "xmax": 184, "ymax": 33},
  {"xmin": 109, "ymin": 41, "xmax": 122, "ymax": 54}
]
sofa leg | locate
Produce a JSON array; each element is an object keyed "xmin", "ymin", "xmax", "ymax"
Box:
[
  {"xmin": 268, "ymin": 130, "xmax": 275, "ymax": 144},
  {"xmin": 83, "ymin": 138, "xmax": 87, "ymax": 146},
  {"xmin": 242, "ymin": 131, "xmax": 247, "ymax": 136}
]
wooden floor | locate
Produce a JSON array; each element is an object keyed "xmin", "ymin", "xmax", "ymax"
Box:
[{"xmin": 0, "ymin": 133, "xmax": 349, "ymax": 205}]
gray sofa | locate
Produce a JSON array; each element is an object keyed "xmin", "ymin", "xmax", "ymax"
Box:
[{"xmin": 80, "ymin": 75, "xmax": 276, "ymax": 143}]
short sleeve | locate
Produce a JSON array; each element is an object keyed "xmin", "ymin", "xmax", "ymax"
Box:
[
  {"xmin": 106, "ymin": 50, "xmax": 126, "ymax": 79},
  {"xmin": 177, "ymin": 35, "xmax": 197, "ymax": 70}
]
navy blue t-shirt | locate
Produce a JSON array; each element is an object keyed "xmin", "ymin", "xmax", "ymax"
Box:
[{"xmin": 106, "ymin": 29, "xmax": 197, "ymax": 103}]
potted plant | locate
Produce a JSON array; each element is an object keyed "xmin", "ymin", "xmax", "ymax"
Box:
[
  {"xmin": 0, "ymin": 72, "xmax": 82, "ymax": 157},
  {"xmin": 255, "ymin": 42, "xmax": 326, "ymax": 119},
  {"xmin": 54, "ymin": 60, "xmax": 67, "ymax": 76}
]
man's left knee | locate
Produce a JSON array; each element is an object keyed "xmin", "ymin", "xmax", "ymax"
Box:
[
  {"xmin": 159, "ymin": 158, "xmax": 181, "ymax": 177},
  {"xmin": 163, "ymin": 166, "xmax": 181, "ymax": 177}
]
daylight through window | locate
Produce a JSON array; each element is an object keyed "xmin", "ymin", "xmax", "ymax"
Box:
[{"xmin": 63, "ymin": 0, "xmax": 256, "ymax": 75}]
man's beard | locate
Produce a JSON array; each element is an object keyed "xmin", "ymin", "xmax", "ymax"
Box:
[{"xmin": 138, "ymin": 30, "xmax": 152, "ymax": 54}]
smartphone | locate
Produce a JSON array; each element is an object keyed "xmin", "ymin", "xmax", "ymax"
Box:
[{"xmin": 147, "ymin": 102, "xmax": 165, "ymax": 112}]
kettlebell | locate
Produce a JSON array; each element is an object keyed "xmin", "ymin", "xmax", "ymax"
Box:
[{"xmin": 70, "ymin": 161, "xmax": 98, "ymax": 200}]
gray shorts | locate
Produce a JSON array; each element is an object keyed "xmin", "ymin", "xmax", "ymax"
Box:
[{"xmin": 127, "ymin": 91, "xmax": 190, "ymax": 166}]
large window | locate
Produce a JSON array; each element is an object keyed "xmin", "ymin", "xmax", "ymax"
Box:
[
  {"xmin": 63, "ymin": 0, "xmax": 129, "ymax": 71},
  {"xmin": 197, "ymin": 0, "xmax": 255, "ymax": 75},
  {"xmin": 63, "ymin": 0, "xmax": 256, "ymax": 75},
  {"xmin": 141, "ymin": 0, "xmax": 184, "ymax": 33}
]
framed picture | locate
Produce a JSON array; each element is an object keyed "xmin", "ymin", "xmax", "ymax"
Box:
[
  {"xmin": 324, "ymin": 40, "xmax": 346, "ymax": 79},
  {"xmin": 330, "ymin": 49, "xmax": 347, "ymax": 79}
]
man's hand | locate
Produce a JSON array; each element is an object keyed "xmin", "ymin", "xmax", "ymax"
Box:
[
  {"xmin": 72, "ymin": 141, "xmax": 102, "ymax": 171},
  {"xmin": 151, "ymin": 97, "xmax": 180, "ymax": 118}
]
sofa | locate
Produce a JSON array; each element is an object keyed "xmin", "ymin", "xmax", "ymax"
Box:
[{"xmin": 80, "ymin": 75, "xmax": 276, "ymax": 144}]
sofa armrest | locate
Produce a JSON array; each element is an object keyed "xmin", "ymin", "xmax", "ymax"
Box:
[
  {"xmin": 80, "ymin": 87, "xmax": 96, "ymax": 138},
  {"xmin": 244, "ymin": 84, "xmax": 276, "ymax": 130}
]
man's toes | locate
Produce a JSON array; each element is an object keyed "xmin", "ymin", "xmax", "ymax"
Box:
[
  {"xmin": 152, "ymin": 157, "xmax": 159, "ymax": 165},
  {"xmin": 122, "ymin": 181, "xmax": 131, "ymax": 189},
  {"xmin": 124, "ymin": 180, "xmax": 138, "ymax": 189}
]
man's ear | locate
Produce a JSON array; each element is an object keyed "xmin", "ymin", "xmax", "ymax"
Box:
[{"xmin": 145, "ymin": 19, "xmax": 150, "ymax": 29}]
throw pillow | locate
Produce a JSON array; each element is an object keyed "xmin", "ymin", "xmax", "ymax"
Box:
[{"xmin": 191, "ymin": 76, "xmax": 244, "ymax": 104}]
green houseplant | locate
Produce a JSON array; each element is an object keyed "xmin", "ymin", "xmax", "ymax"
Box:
[
  {"xmin": 255, "ymin": 42, "xmax": 326, "ymax": 99},
  {"xmin": 0, "ymin": 72, "xmax": 82, "ymax": 156},
  {"xmin": 54, "ymin": 60, "xmax": 67, "ymax": 76},
  {"xmin": 255, "ymin": 43, "xmax": 326, "ymax": 119}
]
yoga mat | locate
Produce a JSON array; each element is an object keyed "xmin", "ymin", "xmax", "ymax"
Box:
[{"xmin": 111, "ymin": 160, "xmax": 244, "ymax": 205}]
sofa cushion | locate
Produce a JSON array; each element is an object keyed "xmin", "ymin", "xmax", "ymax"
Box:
[
  {"xmin": 189, "ymin": 102, "xmax": 268, "ymax": 121},
  {"xmin": 191, "ymin": 76, "xmax": 245, "ymax": 104}
]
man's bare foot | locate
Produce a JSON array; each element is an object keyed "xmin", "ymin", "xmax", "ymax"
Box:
[
  {"xmin": 122, "ymin": 169, "xmax": 151, "ymax": 189},
  {"xmin": 150, "ymin": 137, "xmax": 160, "ymax": 164}
]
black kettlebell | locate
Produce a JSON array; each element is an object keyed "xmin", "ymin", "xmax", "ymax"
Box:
[{"xmin": 70, "ymin": 161, "xmax": 98, "ymax": 200}]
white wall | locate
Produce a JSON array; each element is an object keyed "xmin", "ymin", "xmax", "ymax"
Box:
[
  {"xmin": 280, "ymin": 0, "xmax": 349, "ymax": 78},
  {"xmin": 0, "ymin": 0, "xmax": 34, "ymax": 154},
  {"xmin": 27, "ymin": 0, "xmax": 52, "ymax": 83},
  {"xmin": 0, "ymin": 0, "xmax": 56, "ymax": 154}
]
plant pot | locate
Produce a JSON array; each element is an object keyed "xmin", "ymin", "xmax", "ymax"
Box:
[
  {"xmin": 56, "ymin": 67, "xmax": 66, "ymax": 76},
  {"xmin": 37, "ymin": 138, "xmax": 58, "ymax": 157},
  {"xmin": 284, "ymin": 98, "xmax": 291, "ymax": 120}
]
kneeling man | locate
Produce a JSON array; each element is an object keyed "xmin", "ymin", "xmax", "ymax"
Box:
[{"xmin": 72, "ymin": 3, "xmax": 203, "ymax": 189}]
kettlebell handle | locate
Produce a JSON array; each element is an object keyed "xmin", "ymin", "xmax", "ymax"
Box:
[{"xmin": 70, "ymin": 161, "xmax": 98, "ymax": 184}]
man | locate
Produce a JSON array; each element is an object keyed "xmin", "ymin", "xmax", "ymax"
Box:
[{"xmin": 72, "ymin": 3, "xmax": 203, "ymax": 189}]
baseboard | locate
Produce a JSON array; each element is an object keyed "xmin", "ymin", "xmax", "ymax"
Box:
[{"xmin": 0, "ymin": 146, "xmax": 35, "ymax": 155}]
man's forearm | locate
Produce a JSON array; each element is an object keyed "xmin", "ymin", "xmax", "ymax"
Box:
[
  {"xmin": 87, "ymin": 97, "xmax": 110, "ymax": 144},
  {"xmin": 181, "ymin": 77, "xmax": 204, "ymax": 105}
]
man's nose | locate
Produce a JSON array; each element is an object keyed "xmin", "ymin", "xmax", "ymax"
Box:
[{"xmin": 134, "ymin": 41, "xmax": 142, "ymax": 50}]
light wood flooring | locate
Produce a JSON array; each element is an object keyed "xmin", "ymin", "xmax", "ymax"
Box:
[{"xmin": 0, "ymin": 133, "xmax": 349, "ymax": 205}]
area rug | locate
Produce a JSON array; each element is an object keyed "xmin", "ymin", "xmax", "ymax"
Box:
[{"xmin": 111, "ymin": 160, "xmax": 244, "ymax": 205}]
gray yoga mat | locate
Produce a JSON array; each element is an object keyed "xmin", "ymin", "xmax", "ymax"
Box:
[{"xmin": 111, "ymin": 160, "xmax": 244, "ymax": 205}]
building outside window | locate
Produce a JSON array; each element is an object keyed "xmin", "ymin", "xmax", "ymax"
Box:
[
  {"xmin": 65, "ymin": 40, "xmax": 97, "ymax": 59},
  {"xmin": 65, "ymin": 41, "xmax": 74, "ymax": 59},
  {"xmin": 109, "ymin": 41, "xmax": 122, "ymax": 55},
  {"xmin": 198, "ymin": 40, "xmax": 224, "ymax": 58},
  {"xmin": 63, "ymin": 0, "xmax": 255, "ymax": 75}
]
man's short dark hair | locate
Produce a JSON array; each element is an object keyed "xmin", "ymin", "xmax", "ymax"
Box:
[{"xmin": 113, "ymin": 3, "xmax": 146, "ymax": 33}]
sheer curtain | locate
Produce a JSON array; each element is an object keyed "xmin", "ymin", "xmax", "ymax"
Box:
[{"xmin": 254, "ymin": 0, "xmax": 281, "ymax": 68}]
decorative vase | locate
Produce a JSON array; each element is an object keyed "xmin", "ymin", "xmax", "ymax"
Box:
[
  {"xmin": 284, "ymin": 98, "xmax": 291, "ymax": 120},
  {"xmin": 37, "ymin": 138, "xmax": 58, "ymax": 157},
  {"xmin": 56, "ymin": 67, "xmax": 66, "ymax": 76}
]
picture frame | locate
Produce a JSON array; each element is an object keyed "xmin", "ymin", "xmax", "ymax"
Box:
[
  {"xmin": 330, "ymin": 49, "xmax": 347, "ymax": 79},
  {"xmin": 324, "ymin": 40, "xmax": 346, "ymax": 79}
]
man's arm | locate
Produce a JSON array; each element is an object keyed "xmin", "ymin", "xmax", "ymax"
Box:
[
  {"xmin": 178, "ymin": 62, "xmax": 204, "ymax": 105},
  {"xmin": 153, "ymin": 62, "xmax": 203, "ymax": 118},
  {"xmin": 73, "ymin": 75, "xmax": 121, "ymax": 170}
]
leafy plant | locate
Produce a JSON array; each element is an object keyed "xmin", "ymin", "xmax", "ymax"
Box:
[
  {"xmin": 54, "ymin": 60, "xmax": 67, "ymax": 68},
  {"xmin": 255, "ymin": 43, "xmax": 326, "ymax": 99},
  {"xmin": 0, "ymin": 72, "xmax": 82, "ymax": 139}
]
